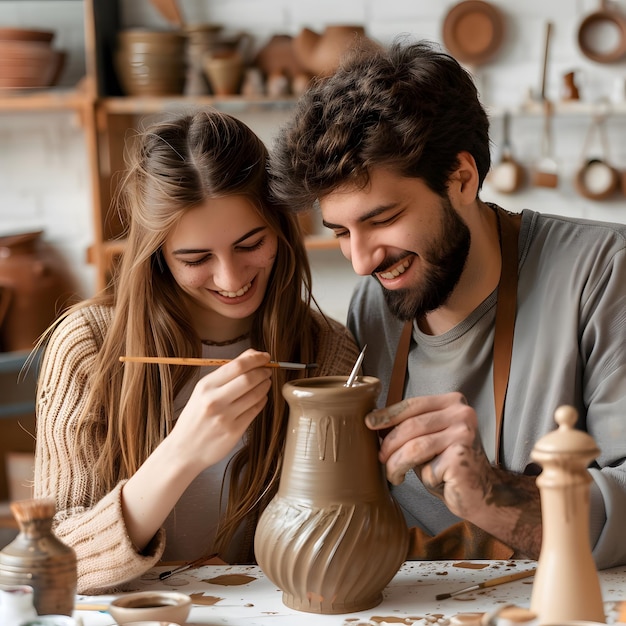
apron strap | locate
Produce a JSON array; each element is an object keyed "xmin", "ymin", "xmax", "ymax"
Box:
[
  {"xmin": 383, "ymin": 206, "xmax": 522, "ymax": 560},
  {"xmin": 492, "ymin": 208, "xmax": 522, "ymax": 465},
  {"xmin": 385, "ymin": 206, "xmax": 522, "ymax": 464}
]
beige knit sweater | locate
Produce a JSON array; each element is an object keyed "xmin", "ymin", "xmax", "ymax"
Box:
[{"xmin": 34, "ymin": 303, "xmax": 360, "ymax": 594}]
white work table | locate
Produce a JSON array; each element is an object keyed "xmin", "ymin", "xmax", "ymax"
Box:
[{"xmin": 74, "ymin": 559, "xmax": 626, "ymax": 626}]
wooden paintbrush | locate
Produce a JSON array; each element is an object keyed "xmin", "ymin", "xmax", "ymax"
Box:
[
  {"xmin": 436, "ymin": 568, "xmax": 536, "ymax": 600},
  {"xmin": 119, "ymin": 356, "xmax": 318, "ymax": 370}
]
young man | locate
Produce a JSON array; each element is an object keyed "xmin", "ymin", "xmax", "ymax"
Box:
[{"xmin": 269, "ymin": 41, "xmax": 626, "ymax": 567}]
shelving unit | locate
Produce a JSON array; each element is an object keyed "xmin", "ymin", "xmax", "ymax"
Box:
[
  {"xmin": 0, "ymin": 0, "xmax": 328, "ymax": 291},
  {"xmin": 2, "ymin": 1, "xmax": 625, "ymax": 291}
]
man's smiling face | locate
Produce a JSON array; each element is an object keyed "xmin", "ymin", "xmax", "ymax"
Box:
[{"xmin": 320, "ymin": 167, "xmax": 470, "ymax": 321}]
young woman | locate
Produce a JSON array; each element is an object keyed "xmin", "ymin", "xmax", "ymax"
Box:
[{"xmin": 33, "ymin": 110, "xmax": 360, "ymax": 594}]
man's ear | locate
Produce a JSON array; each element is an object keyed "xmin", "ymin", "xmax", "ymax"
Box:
[{"xmin": 448, "ymin": 151, "xmax": 480, "ymax": 204}]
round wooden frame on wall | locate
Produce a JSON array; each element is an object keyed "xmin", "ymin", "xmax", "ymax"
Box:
[{"xmin": 442, "ymin": 0, "xmax": 505, "ymax": 66}]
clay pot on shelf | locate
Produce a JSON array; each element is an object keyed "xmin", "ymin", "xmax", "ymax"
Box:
[
  {"xmin": 254, "ymin": 34, "xmax": 311, "ymax": 94},
  {"xmin": 201, "ymin": 31, "xmax": 252, "ymax": 96},
  {"xmin": 0, "ymin": 230, "xmax": 77, "ymax": 352},
  {"xmin": 183, "ymin": 23, "xmax": 223, "ymax": 95},
  {"xmin": 115, "ymin": 29, "xmax": 186, "ymax": 96},
  {"xmin": 254, "ymin": 376, "xmax": 409, "ymax": 615},
  {"xmin": 0, "ymin": 29, "xmax": 66, "ymax": 90},
  {"xmin": 203, "ymin": 50, "xmax": 244, "ymax": 95},
  {"xmin": 292, "ymin": 25, "xmax": 377, "ymax": 77}
]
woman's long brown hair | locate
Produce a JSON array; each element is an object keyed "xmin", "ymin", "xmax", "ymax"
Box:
[{"xmin": 65, "ymin": 110, "xmax": 317, "ymax": 555}]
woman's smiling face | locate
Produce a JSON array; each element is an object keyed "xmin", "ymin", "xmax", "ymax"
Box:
[{"xmin": 162, "ymin": 195, "xmax": 278, "ymax": 335}]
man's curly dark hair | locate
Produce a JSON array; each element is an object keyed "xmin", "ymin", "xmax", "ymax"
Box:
[{"xmin": 269, "ymin": 39, "xmax": 491, "ymax": 212}]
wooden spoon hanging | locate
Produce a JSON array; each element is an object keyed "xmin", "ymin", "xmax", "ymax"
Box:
[{"xmin": 149, "ymin": 0, "xmax": 184, "ymax": 28}]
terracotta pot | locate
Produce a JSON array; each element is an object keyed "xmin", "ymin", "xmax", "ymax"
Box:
[
  {"xmin": 0, "ymin": 231, "xmax": 76, "ymax": 352},
  {"xmin": 0, "ymin": 40, "xmax": 65, "ymax": 89},
  {"xmin": 255, "ymin": 34, "xmax": 309, "ymax": 83},
  {"xmin": 254, "ymin": 376, "xmax": 409, "ymax": 614},
  {"xmin": 293, "ymin": 25, "xmax": 374, "ymax": 77}
]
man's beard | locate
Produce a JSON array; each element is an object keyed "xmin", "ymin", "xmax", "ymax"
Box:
[{"xmin": 377, "ymin": 195, "xmax": 471, "ymax": 322}]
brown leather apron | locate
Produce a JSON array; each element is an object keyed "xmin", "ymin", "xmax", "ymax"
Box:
[{"xmin": 386, "ymin": 206, "xmax": 522, "ymax": 560}]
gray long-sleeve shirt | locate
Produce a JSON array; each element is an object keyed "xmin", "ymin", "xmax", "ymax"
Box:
[{"xmin": 347, "ymin": 209, "xmax": 626, "ymax": 569}]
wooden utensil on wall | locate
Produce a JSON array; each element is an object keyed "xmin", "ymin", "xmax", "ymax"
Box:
[
  {"xmin": 532, "ymin": 22, "xmax": 559, "ymax": 188},
  {"xmin": 149, "ymin": 0, "xmax": 184, "ymax": 28}
]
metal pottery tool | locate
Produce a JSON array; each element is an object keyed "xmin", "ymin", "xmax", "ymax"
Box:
[{"xmin": 345, "ymin": 344, "xmax": 367, "ymax": 387}]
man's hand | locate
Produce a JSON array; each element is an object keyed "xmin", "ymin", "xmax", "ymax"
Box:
[{"xmin": 365, "ymin": 392, "xmax": 542, "ymax": 558}]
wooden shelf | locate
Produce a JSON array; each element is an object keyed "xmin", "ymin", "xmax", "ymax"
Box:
[
  {"xmin": 488, "ymin": 99, "xmax": 626, "ymax": 117},
  {"xmin": 99, "ymin": 95, "xmax": 297, "ymax": 115},
  {"xmin": 305, "ymin": 236, "xmax": 340, "ymax": 250},
  {"xmin": 0, "ymin": 87, "xmax": 91, "ymax": 112}
]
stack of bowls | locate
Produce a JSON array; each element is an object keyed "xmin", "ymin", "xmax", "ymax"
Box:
[
  {"xmin": 115, "ymin": 29, "xmax": 186, "ymax": 96},
  {"xmin": 0, "ymin": 28, "xmax": 65, "ymax": 89}
]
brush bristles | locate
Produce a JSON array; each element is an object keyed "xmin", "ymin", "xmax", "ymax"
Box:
[{"xmin": 10, "ymin": 497, "xmax": 56, "ymax": 522}]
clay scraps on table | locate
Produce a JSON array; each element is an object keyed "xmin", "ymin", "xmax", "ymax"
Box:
[
  {"xmin": 189, "ymin": 592, "xmax": 223, "ymax": 606},
  {"xmin": 203, "ymin": 573, "xmax": 256, "ymax": 586},
  {"xmin": 453, "ymin": 561, "xmax": 490, "ymax": 570}
]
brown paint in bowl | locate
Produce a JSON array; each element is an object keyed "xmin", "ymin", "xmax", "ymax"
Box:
[{"xmin": 108, "ymin": 591, "xmax": 191, "ymax": 625}]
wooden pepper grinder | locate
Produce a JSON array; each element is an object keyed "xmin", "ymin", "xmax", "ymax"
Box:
[{"xmin": 530, "ymin": 405, "xmax": 605, "ymax": 624}]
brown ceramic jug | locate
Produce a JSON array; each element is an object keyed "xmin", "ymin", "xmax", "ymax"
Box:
[
  {"xmin": 0, "ymin": 230, "xmax": 76, "ymax": 352},
  {"xmin": 0, "ymin": 498, "xmax": 77, "ymax": 616},
  {"xmin": 254, "ymin": 376, "xmax": 409, "ymax": 614}
]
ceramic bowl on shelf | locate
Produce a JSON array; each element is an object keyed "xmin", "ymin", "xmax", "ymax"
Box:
[
  {"xmin": 108, "ymin": 590, "xmax": 191, "ymax": 625},
  {"xmin": 0, "ymin": 36, "xmax": 65, "ymax": 89}
]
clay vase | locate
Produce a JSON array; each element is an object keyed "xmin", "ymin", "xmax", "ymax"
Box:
[
  {"xmin": 254, "ymin": 376, "xmax": 409, "ymax": 614},
  {"xmin": 203, "ymin": 50, "xmax": 244, "ymax": 95},
  {"xmin": 529, "ymin": 406, "xmax": 605, "ymax": 625},
  {"xmin": 0, "ymin": 231, "xmax": 76, "ymax": 352},
  {"xmin": 0, "ymin": 498, "xmax": 77, "ymax": 617},
  {"xmin": 293, "ymin": 25, "xmax": 374, "ymax": 77}
]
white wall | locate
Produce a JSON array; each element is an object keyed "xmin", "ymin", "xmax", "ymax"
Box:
[{"xmin": 2, "ymin": 0, "xmax": 626, "ymax": 322}]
